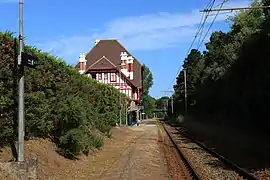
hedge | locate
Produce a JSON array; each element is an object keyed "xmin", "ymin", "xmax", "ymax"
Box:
[{"xmin": 0, "ymin": 32, "xmax": 126, "ymax": 159}]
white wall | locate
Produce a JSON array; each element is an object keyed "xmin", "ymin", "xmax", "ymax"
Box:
[{"xmin": 95, "ymin": 71, "xmax": 134, "ymax": 99}]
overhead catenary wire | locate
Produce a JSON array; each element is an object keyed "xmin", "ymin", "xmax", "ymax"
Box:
[
  {"xmin": 197, "ymin": 0, "xmax": 228, "ymax": 49},
  {"xmin": 171, "ymin": 1, "xmax": 214, "ymax": 85},
  {"xmin": 170, "ymin": 0, "xmax": 216, "ymax": 88},
  {"xmin": 187, "ymin": 0, "xmax": 215, "ymax": 60},
  {"xmin": 197, "ymin": 0, "xmax": 216, "ymax": 47},
  {"xmin": 196, "ymin": 11, "xmax": 208, "ymax": 48},
  {"xmin": 197, "ymin": 0, "xmax": 229, "ymax": 46},
  {"xmin": 212, "ymin": 0, "xmax": 229, "ymax": 9}
]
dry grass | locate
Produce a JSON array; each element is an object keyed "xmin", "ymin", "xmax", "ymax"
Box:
[
  {"xmin": 0, "ymin": 127, "xmax": 135, "ymax": 180},
  {"xmin": 0, "ymin": 166, "xmax": 18, "ymax": 180},
  {"xmin": 0, "ymin": 124, "xmax": 171, "ymax": 180}
]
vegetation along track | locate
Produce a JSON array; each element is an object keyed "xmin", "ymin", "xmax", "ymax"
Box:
[
  {"xmin": 164, "ymin": 121, "xmax": 260, "ymax": 180},
  {"xmin": 157, "ymin": 120, "xmax": 202, "ymax": 180}
]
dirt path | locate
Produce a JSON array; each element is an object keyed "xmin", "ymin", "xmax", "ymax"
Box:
[
  {"xmin": 90, "ymin": 120, "xmax": 171, "ymax": 180},
  {"xmin": 0, "ymin": 120, "xmax": 172, "ymax": 180}
]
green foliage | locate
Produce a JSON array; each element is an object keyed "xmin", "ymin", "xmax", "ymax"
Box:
[
  {"xmin": 141, "ymin": 64, "xmax": 156, "ymax": 118},
  {"xmin": 173, "ymin": 0, "xmax": 270, "ymax": 131},
  {"xmin": 0, "ymin": 32, "xmax": 17, "ymax": 143},
  {"xmin": 155, "ymin": 96, "xmax": 170, "ymax": 118},
  {"xmin": 57, "ymin": 128, "xmax": 103, "ymax": 159},
  {"xmin": 57, "ymin": 128, "xmax": 91, "ymax": 159},
  {"xmin": 142, "ymin": 64, "xmax": 153, "ymax": 93},
  {"xmin": 142, "ymin": 95, "xmax": 156, "ymax": 118},
  {"xmin": 92, "ymin": 135, "xmax": 104, "ymax": 149},
  {"xmin": 0, "ymin": 32, "xmax": 123, "ymax": 158}
]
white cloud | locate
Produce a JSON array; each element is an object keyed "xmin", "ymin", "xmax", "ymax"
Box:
[{"xmin": 36, "ymin": 0, "xmax": 251, "ymax": 64}]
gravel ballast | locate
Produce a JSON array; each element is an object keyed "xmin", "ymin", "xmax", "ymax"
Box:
[{"xmin": 164, "ymin": 123, "xmax": 244, "ymax": 180}]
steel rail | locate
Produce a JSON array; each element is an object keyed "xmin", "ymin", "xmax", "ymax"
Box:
[
  {"xmin": 166, "ymin": 121, "xmax": 260, "ymax": 180},
  {"xmin": 159, "ymin": 120, "xmax": 202, "ymax": 180}
]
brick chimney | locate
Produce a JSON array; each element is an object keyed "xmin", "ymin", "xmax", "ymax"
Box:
[
  {"xmin": 120, "ymin": 52, "xmax": 128, "ymax": 77},
  {"xmin": 127, "ymin": 56, "xmax": 134, "ymax": 80},
  {"xmin": 78, "ymin": 53, "xmax": 87, "ymax": 74}
]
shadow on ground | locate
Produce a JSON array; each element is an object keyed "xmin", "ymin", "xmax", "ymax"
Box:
[{"xmin": 161, "ymin": 117, "xmax": 270, "ymax": 175}]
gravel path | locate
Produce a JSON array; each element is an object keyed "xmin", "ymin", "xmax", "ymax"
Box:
[
  {"xmin": 95, "ymin": 121, "xmax": 171, "ymax": 180},
  {"xmin": 163, "ymin": 123, "xmax": 244, "ymax": 180},
  {"xmin": 253, "ymin": 169, "xmax": 270, "ymax": 180}
]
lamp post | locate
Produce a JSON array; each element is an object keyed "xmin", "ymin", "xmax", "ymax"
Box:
[
  {"xmin": 184, "ymin": 68, "xmax": 187, "ymax": 115},
  {"xmin": 119, "ymin": 62, "xmax": 126, "ymax": 126},
  {"xmin": 18, "ymin": 0, "xmax": 25, "ymax": 162},
  {"xmin": 119, "ymin": 71, "xmax": 122, "ymax": 126},
  {"xmin": 125, "ymin": 98, "xmax": 128, "ymax": 126}
]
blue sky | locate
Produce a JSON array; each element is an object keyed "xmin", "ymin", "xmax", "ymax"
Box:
[{"xmin": 0, "ymin": 0, "xmax": 251, "ymax": 98}]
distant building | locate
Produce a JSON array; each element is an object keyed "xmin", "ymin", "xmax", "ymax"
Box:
[{"xmin": 75, "ymin": 39, "xmax": 144, "ymax": 125}]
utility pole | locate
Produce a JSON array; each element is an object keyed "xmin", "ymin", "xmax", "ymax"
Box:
[
  {"xmin": 166, "ymin": 99, "xmax": 168, "ymax": 110},
  {"xmin": 119, "ymin": 72, "xmax": 122, "ymax": 126},
  {"xmin": 163, "ymin": 101, "xmax": 165, "ymax": 112},
  {"xmin": 125, "ymin": 98, "xmax": 128, "ymax": 126},
  {"xmin": 166, "ymin": 99, "xmax": 168, "ymax": 115},
  {"xmin": 18, "ymin": 0, "xmax": 25, "ymax": 162},
  {"xmin": 184, "ymin": 68, "xmax": 187, "ymax": 115},
  {"xmin": 160, "ymin": 90, "xmax": 174, "ymax": 115},
  {"xmin": 200, "ymin": 5, "xmax": 270, "ymax": 12},
  {"xmin": 171, "ymin": 97, "xmax": 173, "ymax": 115}
]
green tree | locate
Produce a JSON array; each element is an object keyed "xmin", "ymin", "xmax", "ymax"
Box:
[
  {"xmin": 142, "ymin": 64, "xmax": 153, "ymax": 93},
  {"xmin": 141, "ymin": 64, "xmax": 155, "ymax": 118},
  {"xmin": 155, "ymin": 96, "xmax": 169, "ymax": 118},
  {"xmin": 142, "ymin": 96, "xmax": 156, "ymax": 118},
  {"xmin": 0, "ymin": 32, "xmax": 127, "ymax": 159},
  {"xmin": 174, "ymin": 49, "xmax": 204, "ymax": 114},
  {"xmin": 173, "ymin": 0, "xmax": 270, "ymax": 132}
]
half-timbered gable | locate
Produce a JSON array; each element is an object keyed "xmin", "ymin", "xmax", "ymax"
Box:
[{"xmin": 75, "ymin": 39, "xmax": 144, "ymax": 103}]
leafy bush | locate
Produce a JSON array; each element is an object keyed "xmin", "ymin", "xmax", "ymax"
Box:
[
  {"xmin": 91, "ymin": 135, "xmax": 104, "ymax": 149},
  {"xmin": 57, "ymin": 128, "xmax": 91, "ymax": 159},
  {"xmin": 0, "ymin": 31, "xmax": 126, "ymax": 158}
]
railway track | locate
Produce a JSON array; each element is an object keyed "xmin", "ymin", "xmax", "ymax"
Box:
[
  {"xmin": 161, "ymin": 120, "xmax": 260, "ymax": 180},
  {"xmin": 157, "ymin": 120, "xmax": 202, "ymax": 180}
]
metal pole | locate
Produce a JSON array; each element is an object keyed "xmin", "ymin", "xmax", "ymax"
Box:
[
  {"xmin": 200, "ymin": 5, "xmax": 270, "ymax": 12},
  {"xmin": 171, "ymin": 97, "xmax": 174, "ymax": 115},
  {"xmin": 184, "ymin": 69, "xmax": 187, "ymax": 115},
  {"xmin": 125, "ymin": 98, "xmax": 128, "ymax": 126},
  {"xmin": 136, "ymin": 109, "xmax": 139, "ymax": 125},
  {"xmin": 18, "ymin": 0, "xmax": 24, "ymax": 162},
  {"xmin": 166, "ymin": 99, "xmax": 168, "ymax": 115},
  {"xmin": 119, "ymin": 71, "xmax": 122, "ymax": 126},
  {"xmin": 163, "ymin": 100, "xmax": 166, "ymax": 112}
]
